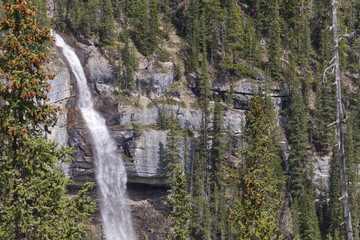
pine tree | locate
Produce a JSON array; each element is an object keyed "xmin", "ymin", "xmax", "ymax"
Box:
[
  {"xmin": 136, "ymin": 0, "xmax": 152, "ymax": 56},
  {"xmin": 268, "ymin": 0, "xmax": 282, "ymax": 81},
  {"xmin": 190, "ymin": 45, "xmax": 213, "ymax": 240},
  {"xmin": 164, "ymin": 114, "xmax": 191, "ymax": 240},
  {"xmin": 219, "ymin": 0, "xmax": 245, "ymax": 76},
  {"xmin": 345, "ymin": 115, "xmax": 360, "ymax": 240},
  {"xmin": 280, "ymin": 0, "xmax": 300, "ymax": 29},
  {"xmin": 288, "ymin": 59, "xmax": 309, "ymax": 196},
  {"xmin": 166, "ymin": 165, "xmax": 191, "ymax": 240},
  {"xmin": 163, "ymin": 0, "xmax": 172, "ymax": 40},
  {"xmin": 117, "ymin": 26, "xmax": 138, "ymax": 94},
  {"xmin": 329, "ymin": 146, "xmax": 346, "ymax": 239},
  {"xmin": 297, "ymin": 0, "xmax": 312, "ymax": 95},
  {"xmin": 0, "ymin": 1, "xmax": 95, "ymax": 238},
  {"xmin": 244, "ymin": 17, "xmax": 261, "ymax": 66},
  {"xmin": 198, "ymin": 46, "xmax": 211, "ymax": 197},
  {"xmin": 164, "ymin": 113, "xmax": 181, "ymax": 178},
  {"xmin": 82, "ymin": 0, "xmax": 100, "ymax": 37},
  {"xmin": 287, "ymin": 52, "xmax": 321, "ymax": 240},
  {"xmin": 229, "ymin": 93, "xmax": 284, "ymax": 239},
  {"xmin": 101, "ymin": 0, "xmax": 115, "ymax": 45},
  {"xmin": 256, "ymin": 0, "xmax": 272, "ymax": 34},
  {"xmin": 149, "ymin": 0, "xmax": 159, "ymax": 49},
  {"xmin": 204, "ymin": 0, "xmax": 223, "ymax": 65},
  {"xmin": 31, "ymin": 0, "xmax": 50, "ymax": 28},
  {"xmin": 293, "ymin": 189, "xmax": 322, "ymax": 240},
  {"xmin": 210, "ymin": 96, "xmax": 227, "ymax": 239},
  {"xmin": 210, "ymin": 95, "xmax": 225, "ymax": 186},
  {"xmin": 186, "ymin": 0, "xmax": 200, "ymax": 72},
  {"xmin": 313, "ymin": 28, "xmax": 334, "ymax": 153},
  {"xmin": 69, "ymin": 0, "xmax": 85, "ymax": 33}
]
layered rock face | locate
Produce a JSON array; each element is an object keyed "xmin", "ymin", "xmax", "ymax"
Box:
[{"xmin": 49, "ymin": 33, "xmax": 327, "ymax": 238}]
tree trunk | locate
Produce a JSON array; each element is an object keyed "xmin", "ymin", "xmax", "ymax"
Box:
[{"xmin": 332, "ymin": 0, "xmax": 354, "ymax": 239}]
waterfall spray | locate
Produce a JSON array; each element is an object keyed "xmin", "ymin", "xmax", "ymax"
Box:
[{"xmin": 54, "ymin": 34, "xmax": 135, "ymax": 240}]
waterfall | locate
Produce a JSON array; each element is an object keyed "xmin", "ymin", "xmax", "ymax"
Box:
[{"xmin": 54, "ymin": 34, "xmax": 135, "ymax": 240}]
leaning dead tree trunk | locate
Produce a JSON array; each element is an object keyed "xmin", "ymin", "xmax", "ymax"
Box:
[{"xmin": 332, "ymin": 0, "xmax": 354, "ymax": 239}]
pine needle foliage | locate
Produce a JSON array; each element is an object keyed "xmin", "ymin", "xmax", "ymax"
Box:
[
  {"xmin": 228, "ymin": 93, "xmax": 284, "ymax": 239},
  {"xmin": 0, "ymin": 1, "xmax": 95, "ymax": 238}
]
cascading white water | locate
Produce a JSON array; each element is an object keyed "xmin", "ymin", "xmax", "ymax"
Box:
[{"xmin": 54, "ymin": 34, "xmax": 135, "ymax": 240}]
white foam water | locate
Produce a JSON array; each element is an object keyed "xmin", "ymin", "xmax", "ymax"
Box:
[{"xmin": 54, "ymin": 34, "xmax": 135, "ymax": 240}]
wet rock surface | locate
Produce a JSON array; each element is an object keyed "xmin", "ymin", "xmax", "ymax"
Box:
[{"xmin": 50, "ymin": 33, "xmax": 337, "ymax": 239}]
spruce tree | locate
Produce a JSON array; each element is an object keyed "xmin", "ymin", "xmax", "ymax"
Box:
[
  {"xmin": 30, "ymin": 0, "xmax": 50, "ymax": 28},
  {"xmin": 164, "ymin": 115, "xmax": 191, "ymax": 240},
  {"xmin": 69, "ymin": 0, "xmax": 85, "ymax": 33},
  {"xmin": 186, "ymin": 0, "xmax": 200, "ymax": 72},
  {"xmin": 164, "ymin": 113, "xmax": 181, "ymax": 178},
  {"xmin": 149, "ymin": 0, "xmax": 159, "ymax": 49},
  {"xmin": 166, "ymin": 165, "xmax": 191, "ymax": 240},
  {"xmin": 117, "ymin": 26, "xmax": 138, "ymax": 94},
  {"xmin": 219, "ymin": 0, "xmax": 245, "ymax": 76},
  {"xmin": 0, "ymin": 1, "xmax": 95, "ymax": 238},
  {"xmin": 329, "ymin": 146, "xmax": 346, "ymax": 239},
  {"xmin": 190, "ymin": 43, "xmax": 213, "ymax": 240},
  {"xmin": 288, "ymin": 59, "xmax": 309, "ymax": 196},
  {"xmin": 163, "ymin": 0, "xmax": 172, "ymax": 40},
  {"xmin": 268, "ymin": 0, "xmax": 282, "ymax": 81},
  {"xmin": 293, "ymin": 189, "xmax": 322, "ymax": 240},
  {"xmin": 244, "ymin": 17, "xmax": 261, "ymax": 66},
  {"xmin": 82, "ymin": 0, "xmax": 100, "ymax": 37},
  {"xmin": 229, "ymin": 93, "xmax": 283, "ymax": 239},
  {"xmin": 297, "ymin": 0, "xmax": 312, "ymax": 96},
  {"xmin": 345, "ymin": 115, "xmax": 360, "ymax": 240},
  {"xmin": 210, "ymin": 96, "xmax": 227, "ymax": 239},
  {"xmin": 136, "ymin": 0, "xmax": 152, "ymax": 56},
  {"xmin": 101, "ymin": 0, "xmax": 115, "ymax": 45},
  {"xmin": 287, "ymin": 50, "xmax": 321, "ymax": 240}
]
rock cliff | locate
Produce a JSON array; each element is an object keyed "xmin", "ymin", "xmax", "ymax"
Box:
[{"xmin": 48, "ymin": 32, "xmax": 329, "ymax": 239}]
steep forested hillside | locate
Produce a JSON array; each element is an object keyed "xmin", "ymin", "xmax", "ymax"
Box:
[{"xmin": 2, "ymin": 0, "xmax": 360, "ymax": 239}]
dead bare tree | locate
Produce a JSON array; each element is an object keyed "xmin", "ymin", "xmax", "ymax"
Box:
[{"xmin": 331, "ymin": 0, "xmax": 354, "ymax": 239}]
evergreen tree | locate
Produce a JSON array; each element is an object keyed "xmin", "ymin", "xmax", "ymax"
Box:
[
  {"xmin": 256, "ymin": 0, "xmax": 272, "ymax": 34},
  {"xmin": 69, "ymin": 0, "xmax": 85, "ymax": 32},
  {"xmin": 190, "ymin": 44, "xmax": 213, "ymax": 240},
  {"xmin": 101, "ymin": 0, "xmax": 115, "ymax": 45},
  {"xmin": 30, "ymin": 0, "xmax": 50, "ymax": 28},
  {"xmin": 163, "ymin": 0, "xmax": 172, "ymax": 40},
  {"xmin": 268, "ymin": 0, "xmax": 282, "ymax": 81},
  {"xmin": 166, "ymin": 165, "xmax": 191, "ymax": 240},
  {"xmin": 244, "ymin": 17, "xmax": 261, "ymax": 66},
  {"xmin": 345, "ymin": 115, "xmax": 360, "ymax": 240},
  {"xmin": 204, "ymin": 0, "xmax": 223, "ymax": 65},
  {"xmin": 210, "ymin": 96, "xmax": 227, "ymax": 239},
  {"xmin": 297, "ymin": 0, "xmax": 312, "ymax": 95},
  {"xmin": 136, "ymin": 0, "xmax": 152, "ymax": 56},
  {"xmin": 186, "ymin": 0, "xmax": 200, "ymax": 72},
  {"xmin": 329, "ymin": 146, "xmax": 346, "ymax": 239},
  {"xmin": 149, "ymin": 0, "xmax": 159, "ymax": 49},
  {"xmin": 117, "ymin": 26, "xmax": 138, "ymax": 94},
  {"xmin": 287, "ymin": 52, "xmax": 321, "ymax": 239},
  {"xmin": 0, "ymin": 1, "xmax": 95, "ymax": 238},
  {"xmin": 229, "ymin": 93, "xmax": 283, "ymax": 239},
  {"xmin": 82, "ymin": 0, "xmax": 100, "ymax": 37},
  {"xmin": 293, "ymin": 189, "xmax": 322, "ymax": 240},
  {"xmin": 164, "ymin": 113, "xmax": 181, "ymax": 178},
  {"xmin": 164, "ymin": 115, "xmax": 191, "ymax": 240},
  {"xmin": 280, "ymin": 0, "xmax": 299, "ymax": 29},
  {"xmin": 288, "ymin": 60, "xmax": 309, "ymax": 196},
  {"xmin": 219, "ymin": 0, "xmax": 245, "ymax": 77}
]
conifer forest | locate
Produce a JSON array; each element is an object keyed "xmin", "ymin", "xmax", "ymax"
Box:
[{"xmin": 3, "ymin": 0, "xmax": 360, "ymax": 239}]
